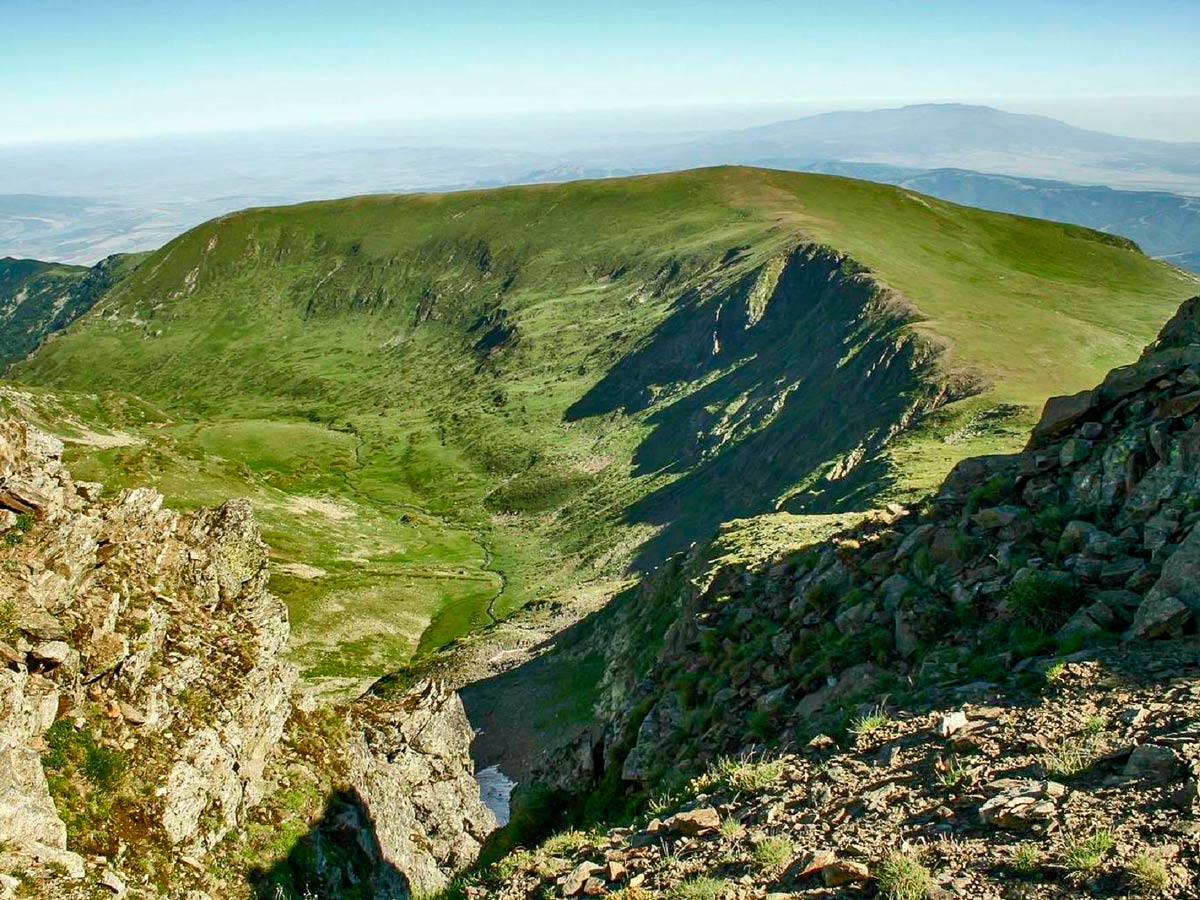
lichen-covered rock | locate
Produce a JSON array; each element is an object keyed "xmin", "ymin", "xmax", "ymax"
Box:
[
  {"xmin": 0, "ymin": 419, "xmax": 298, "ymax": 885},
  {"xmin": 347, "ymin": 682, "xmax": 499, "ymax": 897},
  {"xmin": 0, "ymin": 419, "xmax": 497, "ymax": 897}
]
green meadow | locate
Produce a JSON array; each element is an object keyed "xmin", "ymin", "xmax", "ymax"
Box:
[{"xmin": 9, "ymin": 167, "xmax": 1195, "ymax": 691}]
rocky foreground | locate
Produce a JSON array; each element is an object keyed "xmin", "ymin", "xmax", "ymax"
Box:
[
  {"xmin": 443, "ymin": 297, "xmax": 1200, "ymax": 898},
  {"xmin": 0, "ymin": 421, "xmax": 495, "ymax": 899},
  {"xmin": 466, "ymin": 640, "xmax": 1198, "ymax": 899}
]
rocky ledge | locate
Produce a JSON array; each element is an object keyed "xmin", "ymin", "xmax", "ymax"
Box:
[{"xmin": 0, "ymin": 420, "xmax": 495, "ymax": 899}]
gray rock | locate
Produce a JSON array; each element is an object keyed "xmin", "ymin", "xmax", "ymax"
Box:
[
  {"xmin": 97, "ymin": 869, "xmax": 126, "ymax": 896},
  {"xmin": 1124, "ymin": 743, "xmax": 1180, "ymax": 782},
  {"xmin": 1056, "ymin": 606, "xmax": 1107, "ymax": 640},
  {"xmin": 561, "ymin": 861, "xmax": 603, "ymax": 896},
  {"xmin": 893, "ymin": 524, "xmax": 934, "ymax": 561},
  {"xmin": 1145, "ymin": 525, "xmax": 1200, "ymax": 612},
  {"xmin": 1100, "ymin": 556, "xmax": 1144, "ymax": 587},
  {"xmin": 894, "ymin": 606, "xmax": 922, "ymax": 659},
  {"xmin": 347, "ymin": 681, "xmax": 499, "ymax": 897},
  {"xmin": 972, "ymin": 505, "xmax": 1023, "ymax": 530},
  {"xmin": 1032, "ymin": 389, "xmax": 1096, "ymax": 443},
  {"xmin": 1126, "ymin": 594, "xmax": 1192, "ymax": 640},
  {"xmin": 835, "ymin": 601, "xmax": 872, "ymax": 635},
  {"xmin": 880, "ymin": 574, "xmax": 915, "ymax": 608},
  {"xmin": 979, "ymin": 780, "xmax": 1066, "ymax": 829},
  {"xmin": 28, "ymin": 641, "xmax": 69, "ymax": 666},
  {"xmin": 937, "ymin": 711, "xmax": 969, "ymax": 737},
  {"xmin": 1060, "ymin": 438, "xmax": 1092, "ymax": 467},
  {"xmin": 1060, "ymin": 520, "xmax": 1099, "ymax": 554},
  {"xmin": 795, "ymin": 663, "xmax": 880, "ymax": 719}
]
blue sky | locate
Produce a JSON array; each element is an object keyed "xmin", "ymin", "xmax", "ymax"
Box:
[{"xmin": 2, "ymin": 0, "xmax": 1198, "ymax": 143}]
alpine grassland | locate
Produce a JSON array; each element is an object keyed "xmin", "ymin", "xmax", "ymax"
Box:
[{"xmin": 10, "ymin": 167, "xmax": 1196, "ymax": 691}]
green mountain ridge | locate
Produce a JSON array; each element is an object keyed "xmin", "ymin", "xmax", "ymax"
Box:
[
  {"xmin": 8, "ymin": 166, "xmax": 1196, "ymax": 691},
  {"xmin": 0, "ymin": 252, "xmax": 144, "ymax": 369}
]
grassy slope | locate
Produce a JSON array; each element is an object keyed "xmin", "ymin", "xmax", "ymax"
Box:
[
  {"xmin": 10, "ymin": 167, "xmax": 1196, "ymax": 690},
  {"xmin": 0, "ymin": 253, "xmax": 148, "ymax": 369}
]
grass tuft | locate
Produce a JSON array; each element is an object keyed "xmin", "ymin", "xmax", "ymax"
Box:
[
  {"xmin": 751, "ymin": 835, "xmax": 792, "ymax": 869},
  {"xmin": 875, "ymin": 850, "xmax": 934, "ymax": 900},
  {"xmin": 1062, "ymin": 830, "xmax": 1115, "ymax": 873},
  {"xmin": 1041, "ymin": 735, "xmax": 1098, "ymax": 779},
  {"xmin": 1010, "ymin": 842, "xmax": 1043, "ymax": 875},
  {"xmin": 696, "ymin": 755, "xmax": 784, "ymax": 794},
  {"xmin": 849, "ymin": 703, "xmax": 890, "ymax": 736},
  {"xmin": 664, "ymin": 876, "xmax": 729, "ymax": 900},
  {"xmin": 1126, "ymin": 851, "xmax": 1170, "ymax": 895}
]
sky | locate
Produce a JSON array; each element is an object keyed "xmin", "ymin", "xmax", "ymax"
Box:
[{"xmin": 2, "ymin": 0, "xmax": 1199, "ymax": 145}]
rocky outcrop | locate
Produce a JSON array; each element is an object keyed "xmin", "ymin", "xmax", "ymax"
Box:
[
  {"xmin": 0, "ymin": 417, "xmax": 297, "ymax": 893},
  {"xmin": 492, "ymin": 294, "xmax": 1200, "ymax": 899},
  {"xmin": 348, "ymin": 683, "xmax": 499, "ymax": 897},
  {"xmin": 578, "ymin": 294, "xmax": 1200, "ymax": 789},
  {"xmin": 0, "ymin": 420, "xmax": 495, "ymax": 898}
]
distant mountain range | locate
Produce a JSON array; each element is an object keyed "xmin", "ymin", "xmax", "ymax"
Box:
[
  {"xmin": 664, "ymin": 103, "xmax": 1200, "ymax": 194},
  {"xmin": 3, "ymin": 103, "xmax": 1200, "ymax": 269}
]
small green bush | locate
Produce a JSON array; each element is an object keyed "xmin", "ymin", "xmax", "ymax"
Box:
[
  {"xmin": 665, "ymin": 876, "xmax": 729, "ymax": 900},
  {"xmin": 966, "ymin": 475, "xmax": 1013, "ymax": 514},
  {"xmin": 747, "ymin": 707, "xmax": 773, "ymax": 739},
  {"xmin": 876, "ymin": 851, "xmax": 934, "ymax": 900},
  {"xmin": 1062, "ymin": 830, "xmax": 1115, "ymax": 873},
  {"xmin": 1126, "ymin": 850, "xmax": 1170, "ymax": 895},
  {"xmin": 751, "ymin": 835, "xmax": 792, "ymax": 869},
  {"xmin": 539, "ymin": 829, "xmax": 591, "ymax": 857},
  {"xmin": 952, "ymin": 532, "xmax": 982, "ymax": 561},
  {"xmin": 1010, "ymin": 842, "xmax": 1043, "ymax": 875},
  {"xmin": 0, "ymin": 600, "xmax": 16, "ymax": 642},
  {"xmin": 1006, "ymin": 574, "xmax": 1082, "ymax": 631},
  {"xmin": 43, "ymin": 720, "xmax": 127, "ymax": 791}
]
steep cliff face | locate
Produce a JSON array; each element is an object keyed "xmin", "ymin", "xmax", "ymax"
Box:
[{"xmin": 0, "ymin": 420, "xmax": 495, "ymax": 899}]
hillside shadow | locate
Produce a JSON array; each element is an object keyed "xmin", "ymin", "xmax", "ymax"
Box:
[
  {"xmin": 566, "ymin": 244, "xmax": 954, "ymax": 569},
  {"xmin": 248, "ymin": 787, "xmax": 410, "ymax": 900}
]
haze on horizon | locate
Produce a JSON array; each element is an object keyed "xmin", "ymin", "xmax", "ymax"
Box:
[{"xmin": 3, "ymin": 0, "xmax": 1200, "ymax": 146}]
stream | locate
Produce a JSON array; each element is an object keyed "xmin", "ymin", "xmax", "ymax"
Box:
[{"xmin": 475, "ymin": 765, "xmax": 517, "ymax": 826}]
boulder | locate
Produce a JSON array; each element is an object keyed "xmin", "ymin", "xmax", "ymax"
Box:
[
  {"xmin": 1059, "ymin": 438, "xmax": 1092, "ymax": 467},
  {"xmin": 667, "ymin": 807, "xmax": 721, "ymax": 835},
  {"xmin": 1124, "ymin": 744, "xmax": 1180, "ymax": 783},
  {"xmin": 972, "ymin": 505, "xmax": 1023, "ymax": 530},
  {"xmin": 795, "ymin": 663, "xmax": 880, "ymax": 719},
  {"xmin": 561, "ymin": 862, "xmax": 603, "ymax": 897},
  {"xmin": 937, "ymin": 711, "xmax": 969, "ymax": 737},
  {"xmin": 1126, "ymin": 595, "xmax": 1192, "ymax": 641},
  {"xmin": 1031, "ymin": 389, "xmax": 1096, "ymax": 445},
  {"xmin": 28, "ymin": 641, "xmax": 69, "ymax": 667},
  {"xmin": 979, "ymin": 780, "xmax": 1066, "ymax": 829},
  {"xmin": 1145, "ymin": 526, "xmax": 1200, "ymax": 612},
  {"xmin": 823, "ymin": 859, "xmax": 870, "ymax": 886}
]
